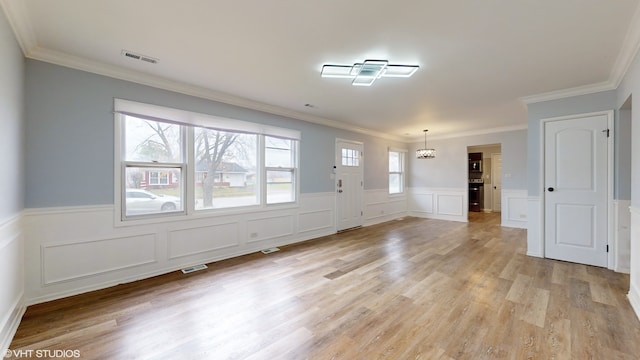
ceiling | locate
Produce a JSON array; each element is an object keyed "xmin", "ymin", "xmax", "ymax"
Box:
[{"xmin": 2, "ymin": 0, "xmax": 640, "ymax": 141}]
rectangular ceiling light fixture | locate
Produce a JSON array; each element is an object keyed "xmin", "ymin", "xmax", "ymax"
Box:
[{"xmin": 321, "ymin": 59, "xmax": 418, "ymax": 86}]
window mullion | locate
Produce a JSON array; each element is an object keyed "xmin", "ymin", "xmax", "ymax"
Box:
[
  {"xmin": 259, "ymin": 135, "xmax": 266, "ymax": 206},
  {"xmin": 186, "ymin": 126, "xmax": 194, "ymax": 215}
]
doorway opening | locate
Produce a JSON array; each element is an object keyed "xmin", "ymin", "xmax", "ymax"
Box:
[{"xmin": 467, "ymin": 144, "xmax": 502, "ymax": 222}]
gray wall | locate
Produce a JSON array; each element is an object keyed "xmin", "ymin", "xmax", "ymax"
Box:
[
  {"xmin": 617, "ymin": 48, "xmax": 640, "ymax": 208},
  {"xmin": 617, "ymin": 106, "xmax": 632, "ymax": 200},
  {"xmin": 0, "ymin": 10, "xmax": 24, "ymax": 219},
  {"xmin": 409, "ymin": 130, "xmax": 527, "ymax": 190},
  {"xmin": 526, "ymin": 90, "xmax": 617, "ymax": 197},
  {"xmin": 25, "ymin": 60, "xmax": 405, "ymax": 208}
]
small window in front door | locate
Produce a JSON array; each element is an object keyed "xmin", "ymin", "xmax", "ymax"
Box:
[{"xmin": 341, "ymin": 149, "xmax": 360, "ymax": 167}]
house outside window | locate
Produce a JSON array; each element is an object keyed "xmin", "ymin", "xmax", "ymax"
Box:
[{"xmin": 148, "ymin": 171, "xmax": 170, "ymax": 185}]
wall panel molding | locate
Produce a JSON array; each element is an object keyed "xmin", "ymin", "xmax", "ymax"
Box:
[
  {"xmin": 502, "ymin": 189, "xmax": 528, "ymax": 229},
  {"xmin": 629, "ymin": 206, "xmax": 640, "ymax": 321},
  {"xmin": 363, "ymin": 189, "xmax": 408, "ymax": 226},
  {"xmin": 41, "ymin": 233, "xmax": 157, "ymax": 285},
  {"xmin": 408, "ymin": 188, "xmax": 467, "ymax": 222},
  {"xmin": 298, "ymin": 209, "xmax": 333, "ymax": 233},
  {"xmin": 23, "ymin": 193, "xmax": 338, "ymax": 305},
  {"xmin": 613, "ymin": 200, "xmax": 631, "ymax": 273},
  {"xmin": 168, "ymin": 222, "xmax": 240, "ymax": 260},
  {"xmin": 0, "ymin": 213, "xmax": 24, "ymax": 355}
]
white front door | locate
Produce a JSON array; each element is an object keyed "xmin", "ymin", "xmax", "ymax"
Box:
[
  {"xmin": 336, "ymin": 140, "xmax": 363, "ymax": 231},
  {"xmin": 491, "ymin": 153, "xmax": 502, "ymax": 212},
  {"xmin": 544, "ymin": 113, "xmax": 610, "ymax": 267}
]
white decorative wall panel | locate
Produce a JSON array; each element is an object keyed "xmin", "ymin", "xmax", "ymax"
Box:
[
  {"xmin": 614, "ymin": 200, "xmax": 631, "ymax": 273},
  {"xmin": 411, "ymin": 193, "xmax": 434, "ymax": 214},
  {"xmin": 42, "ymin": 233, "xmax": 157, "ymax": 285},
  {"xmin": 298, "ymin": 210, "xmax": 333, "ymax": 233},
  {"xmin": 409, "ymin": 188, "xmax": 466, "ymax": 222},
  {"xmin": 629, "ymin": 206, "xmax": 640, "ymax": 321},
  {"xmin": 246, "ymin": 215, "xmax": 294, "ymax": 243},
  {"xmin": 24, "ymin": 193, "xmax": 339, "ymax": 304},
  {"xmin": 363, "ymin": 189, "xmax": 408, "ymax": 226},
  {"xmin": 0, "ymin": 214, "xmax": 24, "ymax": 354},
  {"xmin": 502, "ymin": 190, "xmax": 528, "ymax": 229},
  {"xmin": 168, "ymin": 222, "xmax": 239, "ymax": 259},
  {"xmin": 437, "ymin": 194, "xmax": 463, "ymax": 216}
]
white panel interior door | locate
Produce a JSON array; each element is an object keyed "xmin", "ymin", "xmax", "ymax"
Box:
[
  {"xmin": 491, "ymin": 153, "xmax": 502, "ymax": 212},
  {"xmin": 544, "ymin": 114, "xmax": 609, "ymax": 267},
  {"xmin": 336, "ymin": 140, "xmax": 363, "ymax": 231}
]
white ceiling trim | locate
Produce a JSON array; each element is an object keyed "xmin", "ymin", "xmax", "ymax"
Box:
[
  {"xmin": 611, "ymin": 1, "xmax": 640, "ymax": 88},
  {"xmin": 26, "ymin": 46, "xmax": 408, "ymax": 143},
  {"xmin": 427, "ymin": 124, "xmax": 528, "ymax": 141},
  {"xmin": 0, "ymin": 0, "xmax": 37, "ymax": 54},
  {"xmin": 0, "ymin": 0, "xmax": 408, "ymax": 143},
  {"xmin": 519, "ymin": 81, "xmax": 616, "ymax": 105},
  {"xmin": 521, "ymin": 2, "xmax": 640, "ymax": 105}
]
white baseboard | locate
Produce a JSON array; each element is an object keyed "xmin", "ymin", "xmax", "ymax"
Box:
[{"xmin": 0, "ymin": 295, "xmax": 25, "ymax": 354}]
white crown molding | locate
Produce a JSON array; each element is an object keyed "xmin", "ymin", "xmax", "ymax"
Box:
[
  {"xmin": 410, "ymin": 123, "xmax": 528, "ymax": 142},
  {"xmin": 25, "ymin": 46, "xmax": 407, "ymax": 143},
  {"xmin": 0, "ymin": 0, "xmax": 406, "ymax": 143},
  {"xmin": 611, "ymin": 2, "xmax": 640, "ymax": 88},
  {"xmin": 519, "ymin": 81, "xmax": 616, "ymax": 105},
  {"xmin": 521, "ymin": 3, "xmax": 640, "ymax": 105},
  {"xmin": 0, "ymin": 0, "xmax": 37, "ymax": 54}
]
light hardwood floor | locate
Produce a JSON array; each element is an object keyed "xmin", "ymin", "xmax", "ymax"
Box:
[{"xmin": 9, "ymin": 213, "xmax": 640, "ymax": 359}]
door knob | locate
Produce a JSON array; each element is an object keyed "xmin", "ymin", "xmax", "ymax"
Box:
[
  {"xmin": 338, "ymin": 189, "xmax": 343, "ymax": 193},
  {"xmin": 548, "ymin": 187, "xmax": 554, "ymax": 192}
]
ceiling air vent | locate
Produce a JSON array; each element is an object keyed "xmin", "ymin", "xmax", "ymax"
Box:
[{"xmin": 121, "ymin": 50, "xmax": 158, "ymax": 64}]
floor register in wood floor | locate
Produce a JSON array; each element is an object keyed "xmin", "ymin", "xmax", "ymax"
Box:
[{"xmin": 9, "ymin": 213, "xmax": 640, "ymax": 359}]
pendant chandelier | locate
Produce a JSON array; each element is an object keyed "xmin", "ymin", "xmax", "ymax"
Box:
[{"xmin": 416, "ymin": 129, "xmax": 436, "ymax": 159}]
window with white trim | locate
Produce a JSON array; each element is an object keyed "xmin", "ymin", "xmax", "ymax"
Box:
[
  {"xmin": 122, "ymin": 115, "xmax": 186, "ymax": 217},
  {"xmin": 115, "ymin": 99, "xmax": 300, "ymax": 221},
  {"xmin": 389, "ymin": 149, "xmax": 405, "ymax": 194},
  {"xmin": 265, "ymin": 136, "xmax": 297, "ymax": 204}
]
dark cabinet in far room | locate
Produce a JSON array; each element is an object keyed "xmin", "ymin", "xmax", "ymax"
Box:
[{"xmin": 468, "ymin": 152, "xmax": 483, "ymax": 212}]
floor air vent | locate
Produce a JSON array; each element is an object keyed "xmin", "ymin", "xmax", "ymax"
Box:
[
  {"xmin": 261, "ymin": 247, "xmax": 280, "ymax": 254},
  {"xmin": 181, "ymin": 264, "xmax": 208, "ymax": 274}
]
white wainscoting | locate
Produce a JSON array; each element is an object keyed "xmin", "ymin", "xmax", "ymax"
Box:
[
  {"xmin": 502, "ymin": 190, "xmax": 528, "ymax": 229},
  {"xmin": 526, "ymin": 196, "xmax": 543, "ymax": 258},
  {"xmin": 629, "ymin": 206, "xmax": 640, "ymax": 321},
  {"xmin": 614, "ymin": 200, "xmax": 631, "ymax": 273},
  {"xmin": 23, "ymin": 193, "xmax": 336, "ymax": 305},
  {"xmin": 0, "ymin": 213, "xmax": 24, "ymax": 355},
  {"xmin": 408, "ymin": 188, "xmax": 467, "ymax": 223},
  {"xmin": 363, "ymin": 189, "xmax": 408, "ymax": 226}
]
